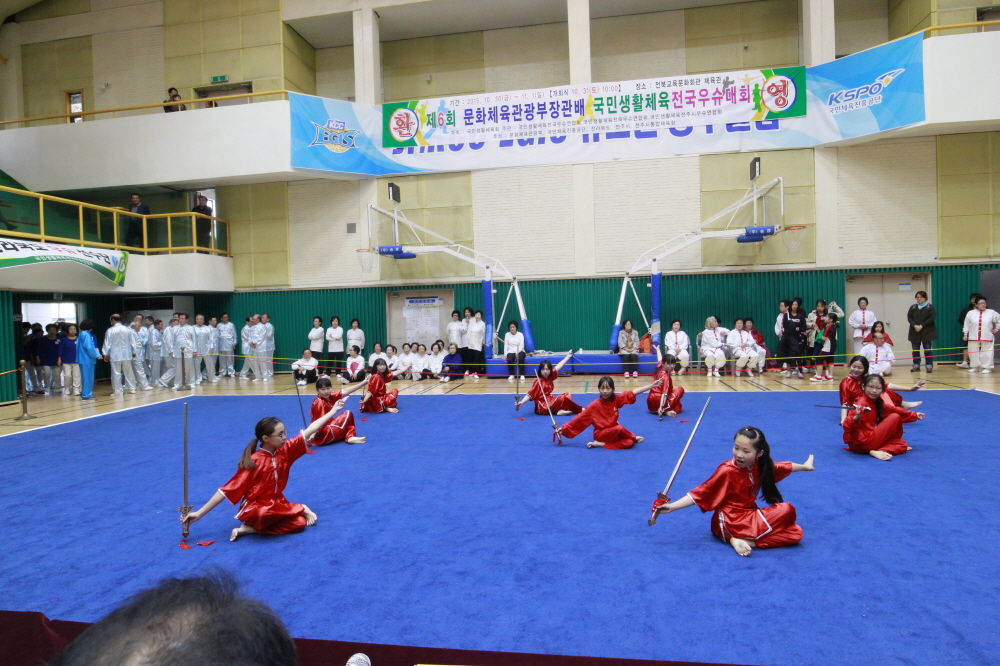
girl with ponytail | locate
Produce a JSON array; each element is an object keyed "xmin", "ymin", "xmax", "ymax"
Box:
[
  {"xmin": 842, "ymin": 374, "xmax": 925, "ymax": 461},
  {"xmin": 650, "ymin": 426, "xmax": 815, "ymax": 557},
  {"xmin": 180, "ymin": 401, "xmax": 346, "ymax": 542}
]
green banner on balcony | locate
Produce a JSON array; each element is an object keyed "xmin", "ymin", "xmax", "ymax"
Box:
[{"xmin": 0, "ymin": 240, "xmax": 128, "ymax": 285}]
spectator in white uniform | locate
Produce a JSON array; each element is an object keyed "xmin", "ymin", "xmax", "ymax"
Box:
[
  {"xmin": 385, "ymin": 345, "xmax": 401, "ymax": 372},
  {"xmin": 102, "ymin": 314, "xmax": 138, "ymax": 396},
  {"xmin": 292, "ymin": 349, "xmax": 319, "ymax": 385},
  {"xmin": 192, "ymin": 315, "xmax": 216, "ymax": 383},
  {"xmin": 325, "ymin": 316, "xmax": 344, "ymax": 377},
  {"xmin": 504, "ymin": 320, "xmax": 526, "ymax": 382},
  {"xmin": 238, "ymin": 316, "xmax": 256, "ymax": 379},
  {"xmin": 465, "ymin": 311, "xmax": 486, "ymax": 379},
  {"xmin": 848, "ymin": 297, "xmax": 877, "ymax": 356},
  {"xmin": 147, "ymin": 319, "xmax": 164, "ymax": 386},
  {"xmin": 157, "ymin": 317, "xmax": 178, "ymax": 388},
  {"xmin": 216, "ymin": 313, "xmax": 237, "ymax": 377},
  {"xmin": 700, "ymin": 316, "xmax": 726, "ymax": 378},
  {"xmin": 259, "ymin": 313, "xmax": 275, "ymax": 380},
  {"xmin": 727, "ymin": 318, "xmax": 764, "ymax": 378},
  {"xmin": 307, "ymin": 317, "xmax": 325, "ymax": 365},
  {"xmin": 860, "ymin": 331, "xmax": 895, "ymax": 376},
  {"xmin": 663, "ymin": 319, "xmax": 691, "ymax": 375},
  {"xmin": 346, "ymin": 318, "xmax": 365, "ymax": 357},
  {"xmin": 172, "ymin": 313, "xmax": 197, "ymax": 390},
  {"xmin": 129, "ymin": 319, "xmax": 153, "ymax": 390},
  {"xmin": 963, "ymin": 295, "xmax": 1000, "ymax": 374},
  {"xmin": 368, "ymin": 342, "xmax": 388, "ymax": 369},
  {"xmin": 446, "ymin": 310, "xmax": 468, "ymax": 373}
]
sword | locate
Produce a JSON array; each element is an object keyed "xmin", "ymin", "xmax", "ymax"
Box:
[
  {"xmin": 648, "ymin": 397, "xmax": 711, "ymax": 526},
  {"xmin": 293, "ymin": 370, "xmax": 308, "ymax": 427},
  {"xmin": 657, "ymin": 387, "xmax": 668, "ymax": 421},
  {"xmin": 537, "ymin": 368, "xmax": 562, "ymax": 446},
  {"xmin": 814, "ymin": 404, "xmax": 868, "ymax": 411},
  {"xmin": 179, "ymin": 402, "xmax": 193, "ymax": 538}
]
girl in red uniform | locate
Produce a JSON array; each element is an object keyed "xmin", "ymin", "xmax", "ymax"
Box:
[
  {"xmin": 180, "ymin": 403, "xmax": 345, "ymax": 542},
  {"xmin": 553, "ymin": 376, "xmax": 661, "ymax": 449},
  {"xmin": 843, "ymin": 374, "xmax": 925, "ymax": 461},
  {"xmin": 515, "ymin": 351, "xmax": 582, "ymax": 415},
  {"xmin": 839, "ymin": 355, "xmax": 924, "ymax": 425},
  {"xmin": 651, "ymin": 426, "xmax": 815, "ymax": 557},
  {"xmin": 360, "ymin": 358, "xmax": 410, "ymax": 414},
  {"xmin": 310, "ymin": 375, "xmax": 368, "ymax": 445},
  {"xmin": 647, "ymin": 347, "xmax": 685, "ymax": 417}
]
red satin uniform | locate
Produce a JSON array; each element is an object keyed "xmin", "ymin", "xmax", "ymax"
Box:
[
  {"xmin": 839, "ymin": 374, "xmax": 902, "ymax": 408},
  {"xmin": 688, "ymin": 459, "xmax": 802, "ymax": 549},
  {"xmin": 309, "ymin": 394, "xmax": 357, "ymax": 445},
  {"xmin": 842, "ymin": 394, "xmax": 918, "ymax": 455},
  {"xmin": 219, "ymin": 432, "xmax": 311, "ymax": 535},
  {"xmin": 646, "ymin": 363, "xmax": 685, "ymax": 414},
  {"xmin": 561, "ymin": 391, "xmax": 638, "ymax": 449},
  {"xmin": 360, "ymin": 373, "xmax": 398, "ymax": 413},
  {"xmin": 526, "ymin": 369, "xmax": 582, "ymax": 416}
]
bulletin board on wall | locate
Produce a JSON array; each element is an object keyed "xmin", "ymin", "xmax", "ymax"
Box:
[{"xmin": 385, "ymin": 289, "xmax": 455, "ymax": 350}]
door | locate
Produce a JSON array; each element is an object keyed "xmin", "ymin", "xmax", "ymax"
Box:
[{"xmin": 845, "ymin": 273, "xmax": 930, "ymax": 343}]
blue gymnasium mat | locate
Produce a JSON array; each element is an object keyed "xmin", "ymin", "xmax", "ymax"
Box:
[{"xmin": 2, "ymin": 389, "xmax": 997, "ymax": 666}]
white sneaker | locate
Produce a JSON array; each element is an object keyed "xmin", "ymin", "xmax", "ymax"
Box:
[
  {"xmin": 509, "ymin": 375, "xmax": 515, "ymax": 382},
  {"xmin": 982, "ymin": 369, "xmax": 992, "ymax": 374},
  {"xmin": 810, "ymin": 375, "xmax": 824, "ymax": 382},
  {"xmin": 957, "ymin": 362, "xmax": 969, "ymax": 368},
  {"xmin": 747, "ymin": 370, "xmax": 754, "ymax": 377},
  {"xmin": 520, "ymin": 376, "xmax": 526, "ymax": 382},
  {"xmin": 142, "ymin": 385, "xmax": 153, "ymax": 391},
  {"xmin": 297, "ymin": 380, "xmax": 306, "ymax": 386},
  {"xmin": 338, "ymin": 376, "xmax": 348, "ymax": 384},
  {"xmin": 969, "ymin": 368, "xmax": 977, "ymax": 373},
  {"xmin": 634, "ymin": 372, "xmax": 640, "ymax": 378},
  {"xmin": 735, "ymin": 370, "xmax": 741, "ymax": 377},
  {"xmin": 472, "ymin": 373, "xmax": 479, "ymax": 380}
]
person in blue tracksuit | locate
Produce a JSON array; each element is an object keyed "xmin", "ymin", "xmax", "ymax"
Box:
[{"xmin": 77, "ymin": 319, "xmax": 101, "ymax": 400}]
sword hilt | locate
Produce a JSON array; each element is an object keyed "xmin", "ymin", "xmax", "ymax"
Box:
[
  {"xmin": 179, "ymin": 505, "xmax": 193, "ymax": 538},
  {"xmin": 647, "ymin": 492, "xmax": 669, "ymax": 526}
]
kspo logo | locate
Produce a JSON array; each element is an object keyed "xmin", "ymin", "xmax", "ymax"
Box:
[
  {"xmin": 827, "ymin": 69, "xmax": 905, "ymax": 106},
  {"xmin": 388, "ymin": 107, "xmax": 420, "ymax": 142}
]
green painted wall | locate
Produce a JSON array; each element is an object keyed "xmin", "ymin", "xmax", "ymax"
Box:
[{"xmin": 192, "ymin": 264, "xmax": 1000, "ymax": 370}]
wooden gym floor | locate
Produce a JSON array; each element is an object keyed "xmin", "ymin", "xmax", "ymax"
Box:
[{"xmin": 0, "ymin": 364, "xmax": 993, "ymax": 436}]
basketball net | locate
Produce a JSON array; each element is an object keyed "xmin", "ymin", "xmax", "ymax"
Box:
[
  {"xmin": 357, "ymin": 248, "xmax": 377, "ymax": 273},
  {"xmin": 782, "ymin": 226, "xmax": 806, "ymax": 254}
]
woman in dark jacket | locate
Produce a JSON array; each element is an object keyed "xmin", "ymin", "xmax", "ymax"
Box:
[{"xmin": 906, "ymin": 290, "xmax": 937, "ymax": 372}]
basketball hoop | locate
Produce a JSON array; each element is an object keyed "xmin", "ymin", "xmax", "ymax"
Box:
[
  {"xmin": 356, "ymin": 248, "xmax": 377, "ymax": 273},
  {"xmin": 781, "ymin": 225, "xmax": 807, "ymax": 253}
]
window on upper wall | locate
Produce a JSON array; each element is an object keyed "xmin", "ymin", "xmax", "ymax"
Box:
[{"xmin": 66, "ymin": 91, "xmax": 83, "ymax": 123}]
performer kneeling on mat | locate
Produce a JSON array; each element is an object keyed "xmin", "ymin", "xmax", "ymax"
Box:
[
  {"xmin": 843, "ymin": 374, "xmax": 924, "ymax": 461},
  {"xmin": 839, "ymin": 355, "xmax": 924, "ymax": 425},
  {"xmin": 650, "ymin": 426, "xmax": 815, "ymax": 557},
  {"xmin": 647, "ymin": 348, "xmax": 685, "ymax": 417},
  {"xmin": 310, "ymin": 375, "xmax": 368, "ymax": 445},
  {"xmin": 181, "ymin": 404, "xmax": 345, "ymax": 541},
  {"xmin": 516, "ymin": 351, "xmax": 582, "ymax": 415},
  {"xmin": 554, "ymin": 376, "xmax": 661, "ymax": 449},
  {"xmin": 360, "ymin": 358, "xmax": 411, "ymax": 413}
]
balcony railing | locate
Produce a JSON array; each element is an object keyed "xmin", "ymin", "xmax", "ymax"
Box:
[
  {"xmin": 0, "ymin": 185, "xmax": 230, "ymax": 256},
  {"xmin": 0, "ymin": 90, "xmax": 290, "ymax": 129}
]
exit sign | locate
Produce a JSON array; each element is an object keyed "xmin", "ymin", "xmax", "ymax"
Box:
[{"xmin": 211, "ymin": 75, "xmax": 228, "ymax": 83}]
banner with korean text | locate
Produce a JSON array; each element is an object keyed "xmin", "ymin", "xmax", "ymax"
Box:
[
  {"xmin": 0, "ymin": 240, "xmax": 128, "ymax": 285},
  {"xmin": 381, "ymin": 67, "xmax": 806, "ymax": 148},
  {"xmin": 290, "ymin": 34, "xmax": 923, "ymax": 176}
]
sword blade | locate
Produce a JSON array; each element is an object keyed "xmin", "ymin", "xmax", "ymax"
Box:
[{"xmin": 660, "ymin": 396, "xmax": 711, "ymax": 497}]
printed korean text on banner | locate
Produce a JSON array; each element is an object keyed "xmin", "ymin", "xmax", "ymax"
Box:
[
  {"xmin": 0, "ymin": 240, "xmax": 128, "ymax": 285},
  {"xmin": 381, "ymin": 67, "xmax": 806, "ymax": 148},
  {"xmin": 290, "ymin": 35, "xmax": 923, "ymax": 176}
]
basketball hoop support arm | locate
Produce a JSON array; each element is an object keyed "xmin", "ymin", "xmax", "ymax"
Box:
[{"xmin": 369, "ymin": 204, "xmax": 535, "ymax": 354}]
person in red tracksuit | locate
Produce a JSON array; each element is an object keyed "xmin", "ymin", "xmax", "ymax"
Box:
[
  {"xmin": 651, "ymin": 426, "xmax": 815, "ymax": 557},
  {"xmin": 180, "ymin": 404, "xmax": 345, "ymax": 542},
  {"xmin": 360, "ymin": 358, "xmax": 411, "ymax": 414},
  {"xmin": 516, "ymin": 351, "xmax": 582, "ymax": 415},
  {"xmin": 554, "ymin": 375, "xmax": 661, "ymax": 449},
  {"xmin": 842, "ymin": 374, "xmax": 924, "ymax": 461},
  {"xmin": 310, "ymin": 375, "xmax": 368, "ymax": 445},
  {"xmin": 647, "ymin": 347, "xmax": 685, "ymax": 417}
]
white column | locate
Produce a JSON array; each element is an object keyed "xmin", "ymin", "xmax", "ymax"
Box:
[
  {"xmin": 567, "ymin": 0, "xmax": 591, "ymax": 85},
  {"xmin": 567, "ymin": 0, "xmax": 596, "ymax": 276},
  {"xmin": 802, "ymin": 0, "xmax": 836, "ymax": 66},
  {"xmin": 0, "ymin": 23, "xmax": 24, "ymax": 123},
  {"xmin": 813, "ymin": 147, "xmax": 839, "ymax": 268},
  {"xmin": 353, "ymin": 7, "xmax": 381, "ymax": 105}
]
